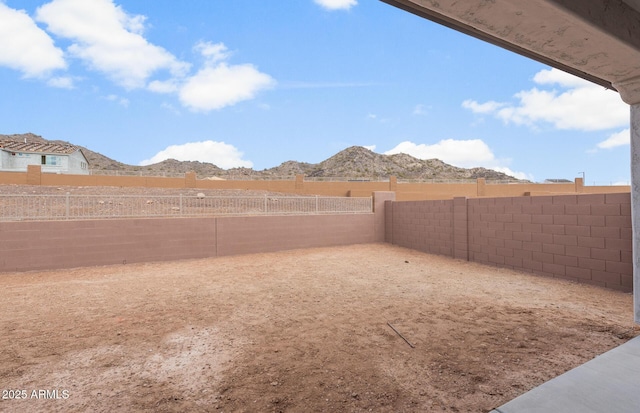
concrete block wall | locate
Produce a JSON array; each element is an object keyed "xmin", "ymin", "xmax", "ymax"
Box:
[
  {"xmin": 387, "ymin": 193, "xmax": 633, "ymax": 292},
  {"xmin": 1, "ymin": 190, "xmax": 632, "ymax": 292},
  {"xmin": 0, "ymin": 218, "xmax": 218, "ymax": 272},
  {"xmin": 389, "ymin": 199, "xmax": 454, "ymax": 256},
  {"xmin": 216, "ymin": 214, "xmax": 376, "ymax": 256},
  {"xmin": 0, "ymin": 191, "xmax": 394, "ymax": 273},
  {"xmin": 0, "ymin": 213, "xmax": 377, "ymax": 273}
]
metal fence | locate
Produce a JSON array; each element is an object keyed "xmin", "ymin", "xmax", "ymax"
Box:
[
  {"xmin": 0, "ymin": 194, "xmax": 373, "ymax": 221},
  {"xmin": 89, "ymin": 170, "xmax": 187, "ymax": 178}
]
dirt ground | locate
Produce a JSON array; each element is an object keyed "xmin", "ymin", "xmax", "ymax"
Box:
[{"xmin": 0, "ymin": 243, "xmax": 638, "ymax": 413}]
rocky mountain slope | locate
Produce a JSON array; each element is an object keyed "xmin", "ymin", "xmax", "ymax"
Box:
[
  {"xmin": 262, "ymin": 146, "xmax": 516, "ymax": 180},
  {"xmin": 1, "ymin": 133, "xmax": 521, "ymax": 181}
]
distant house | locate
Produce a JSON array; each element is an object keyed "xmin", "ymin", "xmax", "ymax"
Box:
[{"xmin": 0, "ymin": 140, "xmax": 90, "ymax": 175}]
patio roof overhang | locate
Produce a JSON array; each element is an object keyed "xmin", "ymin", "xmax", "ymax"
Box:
[{"xmin": 380, "ymin": 0, "xmax": 640, "ymax": 104}]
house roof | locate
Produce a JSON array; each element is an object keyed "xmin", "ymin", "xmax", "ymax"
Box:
[{"xmin": 0, "ymin": 140, "xmax": 80, "ymax": 155}]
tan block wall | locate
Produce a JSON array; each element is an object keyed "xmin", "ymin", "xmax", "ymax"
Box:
[
  {"xmin": 2, "ymin": 168, "xmax": 629, "ymax": 200},
  {"xmin": 0, "ymin": 171, "xmax": 27, "ymax": 185},
  {"xmin": 303, "ymin": 181, "xmax": 390, "ymax": 197},
  {"xmin": 216, "ymin": 214, "xmax": 375, "ymax": 256},
  {"xmin": 0, "ymin": 214, "xmax": 376, "ymax": 273},
  {"xmin": 389, "ymin": 199, "xmax": 455, "ymax": 256},
  {"xmin": 453, "ymin": 197, "xmax": 469, "ymax": 261},
  {"xmin": 384, "ymin": 200, "xmax": 394, "ymax": 244},
  {"xmin": 26, "ymin": 165, "xmax": 41, "ymax": 185},
  {"xmin": 0, "ymin": 204, "xmax": 385, "ymax": 273},
  {"xmin": 196, "ymin": 178, "xmax": 298, "ymax": 193},
  {"xmin": 0, "ymin": 218, "xmax": 217, "ymax": 272},
  {"xmin": 397, "ymin": 182, "xmax": 478, "ymax": 200},
  {"xmin": 388, "ymin": 193, "xmax": 633, "ymax": 292},
  {"xmin": 40, "ymin": 174, "xmax": 187, "ymax": 188}
]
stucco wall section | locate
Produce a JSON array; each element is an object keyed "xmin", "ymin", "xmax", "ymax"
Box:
[{"xmin": 373, "ymin": 192, "xmax": 395, "ymax": 242}]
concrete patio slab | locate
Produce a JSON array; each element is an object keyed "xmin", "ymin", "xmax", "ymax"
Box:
[{"xmin": 490, "ymin": 335, "xmax": 640, "ymax": 413}]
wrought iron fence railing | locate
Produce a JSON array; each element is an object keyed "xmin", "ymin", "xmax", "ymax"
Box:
[{"xmin": 0, "ymin": 194, "xmax": 373, "ymax": 221}]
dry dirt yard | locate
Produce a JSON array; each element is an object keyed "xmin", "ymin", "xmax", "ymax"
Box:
[{"xmin": 0, "ymin": 243, "xmax": 638, "ymax": 413}]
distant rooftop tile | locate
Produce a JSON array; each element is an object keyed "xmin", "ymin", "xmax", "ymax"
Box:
[{"xmin": 0, "ymin": 140, "xmax": 79, "ymax": 155}]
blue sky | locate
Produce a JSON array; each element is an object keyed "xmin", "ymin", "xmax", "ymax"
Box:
[{"xmin": 0, "ymin": 0, "xmax": 631, "ymax": 184}]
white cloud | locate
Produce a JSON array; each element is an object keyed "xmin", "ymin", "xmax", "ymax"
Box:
[
  {"xmin": 314, "ymin": 0, "xmax": 357, "ymax": 11},
  {"xmin": 179, "ymin": 63, "xmax": 274, "ymax": 112},
  {"xmin": 384, "ymin": 139, "xmax": 531, "ymax": 180},
  {"xmin": 413, "ymin": 104, "xmax": 429, "ymax": 116},
  {"xmin": 104, "ymin": 94, "xmax": 129, "ymax": 107},
  {"xmin": 0, "ymin": 3, "xmax": 66, "ymax": 77},
  {"xmin": 363, "ymin": 145, "xmax": 376, "ymax": 151},
  {"xmin": 366, "ymin": 113, "xmax": 389, "ymax": 123},
  {"xmin": 47, "ymin": 76, "xmax": 74, "ymax": 89},
  {"xmin": 385, "ymin": 139, "xmax": 495, "ymax": 167},
  {"xmin": 597, "ymin": 128, "xmax": 630, "ymax": 149},
  {"xmin": 139, "ymin": 141, "xmax": 253, "ymax": 169},
  {"xmin": 532, "ymin": 68, "xmax": 590, "ymax": 88},
  {"xmin": 160, "ymin": 102, "xmax": 181, "ymax": 115},
  {"xmin": 148, "ymin": 79, "xmax": 179, "ymax": 94},
  {"xmin": 178, "ymin": 42, "xmax": 275, "ymax": 112},
  {"xmin": 462, "ymin": 100, "xmax": 504, "ymax": 114},
  {"xmin": 4, "ymin": 1, "xmax": 273, "ymax": 111},
  {"xmin": 464, "ymin": 68, "xmax": 628, "ymax": 131},
  {"xmin": 194, "ymin": 41, "xmax": 230, "ymax": 64},
  {"xmin": 35, "ymin": 0, "xmax": 189, "ymax": 89}
]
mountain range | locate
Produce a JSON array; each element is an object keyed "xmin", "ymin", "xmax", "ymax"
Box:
[{"xmin": 0, "ymin": 133, "xmax": 521, "ymax": 181}]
